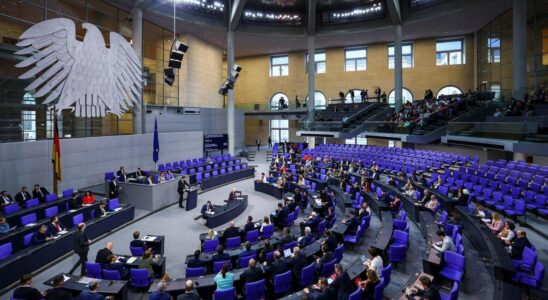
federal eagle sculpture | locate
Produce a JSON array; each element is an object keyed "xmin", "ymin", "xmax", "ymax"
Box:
[{"xmin": 15, "ymin": 18, "xmax": 142, "ymax": 117}]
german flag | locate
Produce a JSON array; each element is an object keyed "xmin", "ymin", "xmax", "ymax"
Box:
[{"xmin": 52, "ymin": 113, "xmax": 62, "ymax": 181}]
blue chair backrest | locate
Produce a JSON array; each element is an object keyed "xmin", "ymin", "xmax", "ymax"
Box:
[
  {"xmin": 226, "ymin": 236, "xmax": 241, "ymax": 249},
  {"xmin": 25, "ymin": 198, "xmax": 39, "ymax": 208},
  {"xmin": 349, "ymin": 287, "xmax": 361, "ymax": 300},
  {"xmin": 62, "ymin": 189, "xmax": 73, "ymax": 198},
  {"xmin": 104, "ymin": 172, "xmax": 115, "ymax": 181},
  {"xmin": 0, "ymin": 242, "xmax": 13, "ymax": 260},
  {"xmin": 214, "ymin": 287, "xmax": 236, "ymax": 300},
  {"xmin": 20, "ymin": 213, "xmax": 37, "ymax": 226},
  {"xmin": 130, "ymin": 268, "xmax": 150, "ymax": 287},
  {"xmin": 102, "ymin": 269, "xmax": 121, "ymax": 280},
  {"xmin": 186, "ymin": 267, "xmax": 205, "ymax": 277},
  {"xmin": 23, "ymin": 233, "xmax": 34, "ymax": 247},
  {"xmin": 108, "ymin": 198, "xmax": 119, "ymax": 211},
  {"xmin": 374, "ymin": 277, "xmax": 385, "ymax": 300},
  {"xmin": 45, "ymin": 194, "xmax": 57, "ymax": 202},
  {"xmin": 320, "ymin": 258, "xmax": 336, "ymax": 277},
  {"xmin": 239, "ymin": 255, "xmax": 255, "ymax": 269},
  {"xmin": 72, "ymin": 213, "xmax": 84, "ymax": 226},
  {"xmin": 246, "ymin": 230, "xmax": 259, "ymax": 243},
  {"xmin": 85, "ymin": 262, "xmax": 102, "ymax": 279},
  {"xmin": 45, "ymin": 206, "xmax": 59, "ymax": 218},
  {"xmin": 4, "ymin": 203, "xmax": 20, "ymax": 215},
  {"xmin": 130, "ymin": 246, "xmax": 145, "ymax": 256},
  {"xmin": 274, "ymin": 270, "xmax": 292, "ymax": 294},
  {"xmin": 213, "ymin": 260, "xmax": 231, "ymax": 273},
  {"xmin": 245, "ymin": 279, "xmax": 265, "ymax": 300},
  {"xmin": 300, "ymin": 262, "xmax": 316, "ymax": 286},
  {"xmin": 203, "ymin": 239, "xmax": 219, "ymax": 253}
]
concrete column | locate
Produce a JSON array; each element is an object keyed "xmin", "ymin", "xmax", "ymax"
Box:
[
  {"xmin": 132, "ymin": 6, "xmax": 144, "ymax": 134},
  {"xmin": 512, "ymin": 0, "xmax": 527, "ymax": 99},
  {"xmin": 307, "ymin": 137, "xmax": 316, "ymax": 149},
  {"xmin": 307, "ymin": 35, "xmax": 316, "ymax": 119},
  {"xmin": 394, "ymin": 24, "xmax": 403, "ymax": 110},
  {"xmin": 513, "ymin": 152, "xmax": 528, "ymax": 162},
  {"xmin": 227, "ymin": 30, "xmax": 235, "ymax": 155}
]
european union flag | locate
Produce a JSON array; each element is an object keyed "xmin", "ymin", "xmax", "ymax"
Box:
[{"xmin": 153, "ymin": 117, "xmax": 159, "ymax": 164}]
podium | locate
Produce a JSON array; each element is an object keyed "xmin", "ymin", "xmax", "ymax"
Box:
[{"xmin": 186, "ymin": 188, "xmax": 198, "ymax": 211}]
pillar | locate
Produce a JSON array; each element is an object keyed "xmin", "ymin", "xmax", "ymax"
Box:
[
  {"xmin": 513, "ymin": 152, "xmax": 528, "ymax": 162},
  {"xmin": 306, "ymin": 35, "xmax": 316, "ymax": 120},
  {"xmin": 307, "ymin": 137, "xmax": 316, "ymax": 149},
  {"xmin": 394, "ymin": 24, "xmax": 403, "ymax": 110},
  {"xmin": 512, "ymin": 0, "xmax": 527, "ymax": 99},
  {"xmin": 227, "ymin": 30, "xmax": 235, "ymax": 155},
  {"xmin": 132, "ymin": 6, "xmax": 144, "ymax": 134}
]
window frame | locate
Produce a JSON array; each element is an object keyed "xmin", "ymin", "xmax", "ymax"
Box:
[
  {"xmin": 487, "ymin": 37, "xmax": 501, "ymax": 63},
  {"xmin": 388, "ymin": 43, "xmax": 414, "ymax": 69},
  {"xmin": 270, "ymin": 92, "xmax": 290, "ymax": 110},
  {"xmin": 306, "ymin": 91, "xmax": 327, "ymax": 110},
  {"xmin": 270, "ymin": 54, "xmax": 289, "ymax": 77},
  {"xmin": 388, "ymin": 88, "xmax": 414, "ymax": 107},
  {"xmin": 436, "ymin": 85, "xmax": 464, "ymax": 98},
  {"xmin": 344, "ymin": 47, "xmax": 367, "ymax": 72},
  {"xmin": 305, "ymin": 51, "xmax": 327, "ymax": 74},
  {"xmin": 435, "ymin": 38, "xmax": 465, "ymax": 66},
  {"xmin": 270, "ymin": 119, "xmax": 289, "ymax": 144}
]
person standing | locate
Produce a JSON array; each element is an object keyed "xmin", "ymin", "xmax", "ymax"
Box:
[
  {"xmin": 360, "ymin": 89, "xmax": 367, "ymax": 103},
  {"xmin": 268, "ymin": 136, "xmax": 272, "ymax": 148},
  {"xmin": 295, "ymin": 96, "xmax": 301, "ymax": 109},
  {"xmin": 178, "ymin": 176, "xmax": 190, "ymax": 208},
  {"xmin": 256, "ymin": 138, "xmax": 261, "ymax": 151},
  {"xmin": 69, "ymin": 223, "xmax": 91, "ymax": 276},
  {"xmin": 108, "ymin": 177, "xmax": 118, "ymax": 199}
]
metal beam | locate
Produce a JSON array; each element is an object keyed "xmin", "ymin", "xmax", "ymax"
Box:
[
  {"xmin": 385, "ymin": 0, "xmax": 401, "ymax": 25},
  {"xmin": 307, "ymin": 0, "xmax": 317, "ymax": 35},
  {"xmin": 229, "ymin": 0, "xmax": 247, "ymax": 31}
]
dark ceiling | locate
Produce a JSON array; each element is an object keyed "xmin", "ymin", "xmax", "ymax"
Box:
[{"xmin": 105, "ymin": 0, "xmax": 512, "ymax": 57}]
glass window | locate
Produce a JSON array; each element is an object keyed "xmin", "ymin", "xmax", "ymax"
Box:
[
  {"xmin": 306, "ymin": 51, "xmax": 326, "ymax": 73},
  {"xmin": 490, "ymin": 84, "xmax": 501, "ymax": 100},
  {"xmin": 345, "ymin": 89, "xmax": 363, "ymax": 103},
  {"xmin": 388, "ymin": 44, "xmax": 413, "ymax": 69},
  {"xmin": 345, "ymin": 48, "xmax": 367, "ymax": 71},
  {"xmin": 436, "ymin": 39, "xmax": 464, "ymax": 65},
  {"xmin": 487, "ymin": 38, "xmax": 501, "ymax": 63},
  {"xmin": 388, "ymin": 88, "xmax": 414, "ymax": 107},
  {"xmin": 270, "ymin": 55, "xmax": 289, "ymax": 76},
  {"xmin": 436, "ymin": 86, "xmax": 463, "ymax": 98},
  {"xmin": 345, "ymin": 134, "xmax": 368, "ymax": 145},
  {"xmin": 270, "ymin": 92, "xmax": 289, "ymax": 110},
  {"xmin": 306, "ymin": 91, "xmax": 327, "ymax": 110},
  {"xmin": 388, "ymin": 140, "xmax": 395, "ymax": 148},
  {"xmin": 271, "ymin": 119, "xmax": 289, "ymax": 144}
]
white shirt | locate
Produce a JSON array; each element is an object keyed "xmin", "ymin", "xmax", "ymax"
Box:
[
  {"xmin": 500, "ymin": 230, "xmax": 515, "ymax": 242},
  {"xmin": 369, "ymin": 256, "xmax": 383, "ymax": 278},
  {"xmin": 433, "ymin": 236, "xmax": 456, "ymax": 253}
]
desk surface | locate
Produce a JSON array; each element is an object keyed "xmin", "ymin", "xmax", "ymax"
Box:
[
  {"xmin": 397, "ymin": 272, "xmax": 434, "ymax": 300},
  {"xmin": 43, "ymin": 273, "xmax": 127, "ymax": 295},
  {"xmin": 372, "ymin": 211, "xmax": 393, "ymax": 253},
  {"xmin": 203, "ymin": 196, "xmax": 249, "ymax": 229}
]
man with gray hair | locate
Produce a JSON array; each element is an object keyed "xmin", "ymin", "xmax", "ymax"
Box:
[
  {"xmin": 177, "ymin": 280, "xmax": 200, "ymax": 300},
  {"xmin": 76, "ymin": 279, "xmax": 105, "ymax": 300},
  {"xmin": 298, "ymin": 226, "xmax": 315, "ymax": 248},
  {"xmin": 149, "ymin": 281, "xmax": 170, "ymax": 300}
]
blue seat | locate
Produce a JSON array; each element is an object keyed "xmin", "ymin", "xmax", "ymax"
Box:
[
  {"xmin": 261, "ymin": 224, "xmax": 274, "ymax": 239},
  {"xmin": 334, "ymin": 244, "xmax": 344, "ymax": 263},
  {"xmin": 214, "ymin": 287, "xmax": 236, "ymax": 300},
  {"xmin": 245, "ymin": 279, "xmax": 265, "ymax": 300},
  {"xmin": 130, "ymin": 268, "xmax": 151, "ymax": 289},
  {"xmin": 0, "ymin": 242, "xmax": 13, "ymax": 260},
  {"xmin": 374, "ymin": 277, "xmax": 386, "ymax": 300},
  {"xmin": 45, "ymin": 194, "xmax": 57, "ymax": 202},
  {"xmin": 203, "ymin": 239, "xmax": 219, "ymax": 253},
  {"xmin": 186, "ymin": 267, "xmax": 205, "ymax": 277},
  {"xmin": 239, "ymin": 255, "xmax": 255, "ymax": 269},
  {"xmin": 108, "ymin": 198, "xmax": 119, "ymax": 211},
  {"xmin": 213, "ymin": 260, "xmax": 231, "ymax": 273},
  {"xmin": 381, "ymin": 263, "xmax": 392, "ymax": 288},
  {"xmin": 85, "ymin": 262, "xmax": 102, "ymax": 279},
  {"xmin": 3, "ymin": 203, "xmax": 20, "ymax": 215},
  {"xmin": 72, "ymin": 213, "xmax": 84, "ymax": 227},
  {"xmin": 23, "ymin": 233, "xmax": 34, "ymax": 247},
  {"xmin": 349, "ymin": 287, "xmax": 361, "ymax": 300},
  {"xmin": 44, "ymin": 206, "xmax": 59, "ymax": 218},
  {"xmin": 103, "ymin": 269, "xmax": 121, "ymax": 280},
  {"xmin": 319, "ymin": 258, "xmax": 336, "ymax": 278},
  {"xmin": 20, "ymin": 213, "xmax": 37, "ymax": 226},
  {"xmin": 246, "ymin": 229, "xmax": 259, "ymax": 244},
  {"xmin": 25, "ymin": 198, "xmax": 40, "ymax": 209},
  {"xmin": 62, "ymin": 189, "xmax": 73, "ymax": 198},
  {"xmin": 225, "ymin": 237, "xmax": 241, "ymax": 250},
  {"xmin": 130, "ymin": 246, "xmax": 145, "ymax": 256},
  {"xmin": 439, "ymin": 251, "xmax": 465, "ymax": 282},
  {"xmin": 273, "ymin": 270, "xmax": 292, "ymax": 294},
  {"xmin": 300, "ymin": 262, "xmax": 316, "ymax": 287}
]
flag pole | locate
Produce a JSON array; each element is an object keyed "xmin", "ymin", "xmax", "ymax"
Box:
[{"xmin": 52, "ymin": 110, "xmax": 59, "ymax": 195}]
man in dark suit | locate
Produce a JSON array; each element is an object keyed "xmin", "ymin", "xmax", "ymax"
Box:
[
  {"xmin": 240, "ymin": 258, "xmax": 264, "ymax": 285},
  {"xmin": 76, "ymin": 279, "xmax": 104, "ymax": 300},
  {"xmin": 211, "ymin": 245, "xmax": 230, "ymax": 262},
  {"xmin": 228, "ymin": 188, "xmax": 240, "ymax": 202},
  {"xmin": 32, "ymin": 225, "xmax": 53, "ymax": 245},
  {"xmin": 239, "ymin": 242, "xmax": 256, "ymax": 259},
  {"xmin": 410, "ymin": 276, "xmax": 440, "ymax": 300},
  {"xmin": 316, "ymin": 243, "xmax": 334, "ymax": 275},
  {"xmin": 342, "ymin": 210, "xmax": 359, "ymax": 235},
  {"xmin": 69, "ymin": 223, "xmax": 90, "ymax": 276},
  {"xmin": 32, "ymin": 184, "xmax": 49, "ymax": 203},
  {"xmin": 331, "ymin": 264, "xmax": 352, "ymax": 300},
  {"xmin": 46, "ymin": 275, "xmax": 73, "ymax": 300},
  {"xmin": 280, "ymin": 227, "xmax": 294, "ymax": 249},
  {"xmin": 130, "ymin": 231, "xmax": 147, "ymax": 249},
  {"xmin": 272, "ymin": 203, "xmax": 287, "ymax": 228},
  {"xmin": 69, "ymin": 192, "xmax": 82, "ymax": 209},
  {"xmin": 201, "ymin": 200, "xmax": 214, "ymax": 214},
  {"xmin": 135, "ymin": 168, "xmax": 145, "ymax": 177},
  {"xmin": 268, "ymin": 251, "xmax": 289, "ymax": 279},
  {"xmin": 13, "ymin": 274, "xmax": 45, "ymax": 300},
  {"xmin": 300, "ymin": 211, "xmax": 321, "ymax": 235},
  {"xmin": 324, "ymin": 229, "xmax": 338, "ymax": 252},
  {"xmin": 95, "ymin": 242, "xmax": 114, "ymax": 267},
  {"xmin": 109, "ymin": 177, "xmax": 118, "ymax": 199},
  {"xmin": 289, "ymin": 246, "xmax": 307, "ymax": 281},
  {"xmin": 117, "ymin": 166, "xmax": 128, "ymax": 182},
  {"xmin": 223, "ymin": 221, "xmax": 240, "ymax": 239},
  {"xmin": 298, "ymin": 227, "xmax": 315, "ymax": 248},
  {"xmin": 94, "ymin": 201, "xmax": 107, "ymax": 217},
  {"xmin": 47, "ymin": 216, "xmax": 66, "ymax": 235},
  {"xmin": 187, "ymin": 250, "xmax": 206, "ymax": 268},
  {"xmin": 510, "ymin": 230, "xmax": 532, "ymax": 259},
  {"xmin": 0, "ymin": 190, "xmax": 14, "ymax": 208},
  {"xmin": 15, "ymin": 186, "xmax": 32, "ymax": 206},
  {"xmin": 178, "ymin": 176, "xmax": 190, "ymax": 208},
  {"xmin": 303, "ymin": 277, "xmax": 334, "ymax": 300},
  {"xmin": 178, "ymin": 280, "xmax": 201, "ymax": 300},
  {"xmin": 244, "ymin": 215, "xmax": 255, "ymax": 232}
]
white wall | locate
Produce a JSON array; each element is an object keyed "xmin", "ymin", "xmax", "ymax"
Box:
[{"xmin": 0, "ymin": 132, "xmax": 203, "ymax": 195}]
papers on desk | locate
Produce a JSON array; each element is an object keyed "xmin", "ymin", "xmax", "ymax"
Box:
[
  {"xmin": 114, "ymin": 207, "xmax": 122, "ymax": 212},
  {"xmin": 68, "ymin": 209, "xmax": 77, "ymax": 213},
  {"xmin": 83, "ymin": 204, "xmax": 92, "ymax": 207},
  {"xmin": 205, "ymin": 211, "xmax": 215, "ymax": 215},
  {"xmin": 25, "ymin": 223, "xmax": 37, "ymax": 227},
  {"xmin": 236, "ymin": 197, "xmax": 244, "ymax": 200},
  {"xmin": 126, "ymin": 257, "xmax": 137, "ymax": 264},
  {"xmin": 58, "ymin": 230, "xmax": 68, "ymax": 235},
  {"xmin": 142, "ymin": 236, "xmax": 157, "ymax": 242},
  {"xmin": 77, "ymin": 277, "xmax": 101, "ymax": 284}
]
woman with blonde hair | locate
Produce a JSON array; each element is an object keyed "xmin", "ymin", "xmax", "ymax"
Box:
[
  {"xmin": 487, "ymin": 212, "xmax": 505, "ymax": 234},
  {"xmin": 358, "ymin": 269, "xmax": 380, "ymax": 299}
]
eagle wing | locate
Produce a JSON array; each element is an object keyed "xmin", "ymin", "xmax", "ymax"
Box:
[{"xmin": 15, "ymin": 18, "xmax": 79, "ymax": 106}]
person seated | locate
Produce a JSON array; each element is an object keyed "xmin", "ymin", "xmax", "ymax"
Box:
[
  {"xmin": 259, "ymin": 216, "xmax": 271, "ymax": 234},
  {"xmin": 158, "ymin": 172, "xmax": 166, "ymax": 183},
  {"xmin": 0, "ymin": 217, "xmax": 13, "ymax": 234},
  {"xmin": 510, "ymin": 230, "xmax": 532, "ymax": 259},
  {"xmin": 13, "ymin": 274, "xmax": 45, "ymax": 300},
  {"xmin": 244, "ymin": 215, "xmax": 255, "ymax": 233},
  {"xmin": 432, "ymin": 230, "xmax": 456, "ymax": 253},
  {"xmin": 267, "ymin": 251, "xmax": 289, "ymax": 280},
  {"xmin": 298, "ymin": 227, "xmax": 315, "ymax": 248},
  {"xmin": 138, "ymin": 249, "xmax": 160, "ymax": 279},
  {"xmin": 286, "ymin": 198, "xmax": 298, "ymax": 213},
  {"xmin": 223, "ymin": 221, "xmax": 240, "ymax": 239},
  {"xmin": 47, "ymin": 216, "xmax": 66, "ymax": 235},
  {"xmin": 377, "ymin": 190, "xmax": 388, "ymax": 203},
  {"xmin": 279, "ymin": 227, "xmax": 294, "ymax": 250},
  {"xmin": 272, "ymin": 203, "xmax": 289, "ymax": 228},
  {"xmin": 303, "ymin": 277, "xmax": 334, "ymax": 300},
  {"xmin": 104, "ymin": 254, "xmax": 129, "ymax": 278},
  {"xmin": 403, "ymin": 179, "xmax": 413, "ymax": 191},
  {"xmin": 389, "ymin": 196, "xmax": 402, "ymax": 212},
  {"xmin": 95, "ymin": 201, "xmax": 108, "ymax": 217},
  {"xmin": 130, "ymin": 231, "xmax": 147, "ymax": 250},
  {"xmin": 404, "ymin": 185, "xmax": 416, "ymax": 198},
  {"xmin": 214, "ymin": 264, "xmax": 234, "ymax": 291},
  {"xmin": 262, "ymin": 239, "xmax": 274, "ymax": 254},
  {"xmin": 15, "ymin": 187, "xmax": 32, "ymax": 206},
  {"xmin": 342, "ymin": 210, "xmax": 359, "ymax": 235},
  {"xmin": 76, "ymin": 279, "xmax": 105, "ymax": 300},
  {"xmin": 432, "ymin": 177, "xmax": 443, "ymax": 190},
  {"xmin": 453, "ymin": 187, "xmax": 468, "ymax": 204},
  {"xmin": 358, "ymin": 203, "xmax": 371, "ymax": 219},
  {"xmin": 300, "ymin": 211, "xmax": 321, "ymax": 235},
  {"xmin": 82, "ymin": 191, "xmax": 95, "ymax": 205},
  {"xmin": 46, "ymin": 275, "xmax": 73, "ymax": 300},
  {"xmin": 32, "ymin": 184, "xmax": 50, "ymax": 203},
  {"xmin": 315, "ymin": 243, "xmax": 334, "ymax": 275},
  {"xmin": 363, "ymin": 247, "xmax": 383, "ymax": 278},
  {"xmin": 0, "ymin": 190, "xmax": 14, "ymax": 208},
  {"xmin": 331, "ymin": 264, "xmax": 353, "ymax": 299},
  {"xmin": 69, "ymin": 192, "xmax": 82, "ymax": 209},
  {"xmin": 96, "ymin": 242, "xmax": 116, "ymax": 267},
  {"xmin": 165, "ymin": 170, "xmax": 174, "ymax": 181},
  {"xmin": 32, "ymin": 225, "xmax": 53, "ymax": 245},
  {"xmin": 297, "ymin": 176, "xmax": 306, "ymax": 187},
  {"xmin": 148, "ymin": 281, "xmax": 170, "ymax": 300},
  {"xmin": 239, "ymin": 241, "xmax": 256, "ymax": 259},
  {"xmin": 117, "ymin": 166, "xmax": 128, "ymax": 182},
  {"xmin": 178, "ymin": 280, "xmax": 201, "ymax": 300},
  {"xmin": 289, "ymin": 246, "xmax": 307, "ymax": 281},
  {"xmin": 239, "ymin": 258, "xmax": 264, "ymax": 285},
  {"xmin": 135, "ymin": 167, "xmax": 145, "ymax": 177},
  {"xmin": 418, "ymin": 189, "xmax": 430, "ymax": 205},
  {"xmin": 424, "ymin": 195, "xmax": 439, "ymax": 212},
  {"xmin": 406, "ymin": 276, "xmax": 440, "ymax": 300},
  {"xmin": 358, "ymin": 269, "xmax": 381, "ymax": 300},
  {"xmin": 201, "ymin": 201, "xmax": 214, "ymax": 215},
  {"xmin": 324, "ymin": 229, "xmax": 338, "ymax": 252},
  {"xmin": 212, "ymin": 245, "xmax": 230, "ymax": 263},
  {"xmin": 187, "ymin": 250, "xmax": 206, "ymax": 268},
  {"xmin": 228, "ymin": 188, "xmax": 240, "ymax": 202},
  {"xmin": 257, "ymin": 173, "xmax": 268, "ymax": 183},
  {"xmin": 498, "ymin": 221, "xmax": 516, "ymax": 245},
  {"xmin": 387, "ymin": 177, "xmax": 396, "ymax": 187}
]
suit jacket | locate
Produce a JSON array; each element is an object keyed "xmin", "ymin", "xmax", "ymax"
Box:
[
  {"xmin": 32, "ymin": 231, "xmax": 52, "ymax": 244},
  {"xmin": 148, "ymin": 291, "xmax": 170, "ymax": 300},
  {"xmin": 104, "ymin": 261, "xmax": 128, "ymax": 278},
  {"xmin": 511, "ymin": 237, "xmax": 532, "ymax": 259},
  {"xmin": 325, "ymin": 235, "xmax": 338, "ymax": 252},
  {"xmin": 117, "ymin": 170, "xmax": 128, "ymax": 182},
  {"xmin": 223, "ymin": 227, "xmax": 240, "ymax": 239},
  {"xmin": 32, "ymin": 187, "xmax": 49, "ymax": 202},
  {"xmin": 1, "ymin": 194, "xmax": 14, "ymax": 206},
  {"xmin": 308, "ymin": 288, "xmax": 335, "ymax": 300},
  {"xmin": 95, "ymin": 248, "xmax": 113, "ymax": 266},
  {"xmin": 317, "ymin": 251, "xmax": 334, "ymax": 271},
  {"xmin": 177, "ymin": 292, "xmax": 201, "ymax": 300},
  {"xmin": 212, "ymin": 253, "xmax": 231, "ymax": 262},
  {"xmin": 289, "ymin": 252, "xmax": 307, "ymax": 279},
  {"xmin": 228, "ymin": 191, "xmax": 238, "ymax": 201},
  {"xmin": 95, "ymin": 206, "xmax": 107, "ymax": 218},
  {"xmin": 109, "ymin": 181, "xmax": 118, "ymax": 198},
  {"xmin": 201, "ymin": 204, "xmax": 214, "ymax": 214},
  {"xmin": 240, "ymin": 266, "xmax": 264, "ymax": 284},
  {"xmin": 298, "ymin": 234, "xmax": 315, "ymax": 248},
  {"xmin": 294, "ymin": 192, "xmax": 303, "ymax": 204},
  {"xmin": 415, "ymin": 287, "xmax": 441, "ymax": 300},
  {"xmin": 305, "ymin": 216, "xmax": 321, "ymax": 232},
  {"xmin": 331, "ymin": 272, "xmax": 352, "ymax": 300},
  {"xmin": 69, "ymin": 196, "xmax": 82, "ymax": 209},
  {"xmin": 13, "ymin": 286, "xmax": 43, "ymax": 300},
  {"xmin": 130, "ymin": 239, "xmax": 146, "ymax": 249},
  {"xmin": 244, "ymin": 222, "xmax": 255, "ymax": 232},
  {"xmin": 346, "ymin": 216, "xmax": 359, "ymax": 234},
  {"xmin": 15, "ymin": 191, "xmax": 32, "ymax": 204},
  {"xmin": 46, "ymin": 287, "xmax": 73, "ymax": 300},
  {"xmin": 47, "ymin": 222, "xmax": 66, "ymax": 234},
  {"xmin": 178, "ymin": 180, "xmax": 189, "ymax": 195},
  {"xmin": 77, "ymin": 290, "xmax": 105, "ymax": 300},
  {"xmin": 187, "ymin": 258, "xmax": 206, "ymax": 268},
  {"xmin": 74, "ymin": 230, "xmax": 90, "ymax": 254},
  {"xmin": 136, "ymin": 169, "xmax": 144, "ymax": 177},
  {"xmin": 269, "ymin": 258, "xmax": 289, "ymax": 276}
]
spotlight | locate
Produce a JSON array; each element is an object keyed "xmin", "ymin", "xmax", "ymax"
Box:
[
  {"xmin": 168, "ymin": 39, "xmax": 189, "ymax": 69},
  {"xmin": 164, "ymin": 68, "xmax": 176, "ymax": 86}
]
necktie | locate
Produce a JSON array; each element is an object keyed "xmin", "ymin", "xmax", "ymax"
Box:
[{"xmin": 22, "ymin": 193, "xmax": 26, "ymax": 201}]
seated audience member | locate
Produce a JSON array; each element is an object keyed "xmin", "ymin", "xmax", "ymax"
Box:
[
  {"xmin": 315, "ymin": 243, "xmax": 334, "ymax": 275},
  {"xmin": 104, "ymin": 254, "xmax": 129, "ymax": 278},
  {"xmin": 358, "ymin": 269, "xmax": 381, "ymax": 299},
  {"xmin": 498, "ymin": 221, "xmax": 516, "ymax": 245},
  {"xmin": 149, "ymin": 281, "xmax": 170, "ymax": 300},
  {"xmin": 424, "ymin": 195, "xmax": 439, "ymax": 212},
  {"xmin": 389, "ymin": 195, "xmax": 402, "ymax": 212},
  {"xmin": 69, "ymin": 192, "xmax": 82, "ymax": 209},
  {"xmin": 135, "ymin": 168, "xmax": 145, "ymax": 177},
  {"xmin": 432, "ymin": 177, "xmax": 443, "ymax": 190},
  {"xmin": 178, "ymin": 280, "xmax": 201, "ymax": 300},
  {"xmin": 325, "ymin": 207, "xmax": 335, "ymax": 225},
  {"xmin": 432, "ymin": 230, "xmax": 456, "ymax": 253},
  {"xmin": 289, "ymin": 246, "xmax": 307, "ymax": 281},
  {"xmin": 244, "ymin": 215, "xmax": 255, "ymax": 232},
  {"xmin": 0, "ymin": 217, "xmax": 12, "ymax": 234},
  {"xmin": 228, "ymin": 188, "xmax": 239, "ymax": 202},
  {"xmin": 95, "ymin": 201, "xmax": 108, "ymax": 217},
  {"xmin": 418, "ymin": 189, "xmax": 430, "ymax": 205},
  {"xmin": 342, "ymin": 210, "xmax": 359, "ymax": 235},
  {"xmin": 259, "ymin": 216, "xmax": 271, "ymax": 234},
  {"xmin": 262, "ymin": 239, "xmax": 274, "ymax": 254},
  {"xmin": 239, "ymin": 258, "xmax": 264, "ymax": 285},
  {"xmin": 117, "ymin": 166, "xmax": 128, "ymax": 182},
  {"xmin": 300, "ymin": 211, "xmax": 321, "ymax": 235},
  {"xmin": 272, "ymin": 203, "xmax": 289, "ymax": 228},
  {"xmin": 187, "ymin": 250, "xmax": 206, "ymax": 268},
  {"xmin": 32, "ymin": 225, "xmax": 54, "ymax": 245},
  {"xmin": 358, "ymin": 203, "xmax": 371, "ymax": 219},
  {"xmin": 158, "ymin": 172, "xmax": 166, "ymax": 183},
  {"xmin": 76, "ymin": 279, "xmax": 104, "ymax": 300},
  {"xmin": 32, "ymin": 184, "xmax": 50, "ymax": 203},
  {"xmin": 408, "ymin": 276, "xmax": 440, "ymax": 300},
  {"xmin": 223, "ymin": 221, "xmax": 241, "ymax": 239},
  {"xmin": 298, "ymin": 227, "xmax": 315, "ymax": 248},
  {"xmin": 303, "ymin": 277, "xmax": 334, "ymax": 299},
  {"xmin": 324, "ymin": 229, "xmax": 338, "ymax": 252},
  {"xmin": 510, "ymin": 230, "xmax": 532, "ymax": 259},
  {"xmin": 268, "ymin": 251, "xmax": 289, "ymax": 279},
  {"xmin": 1, "ymin": 190, "xmax": 14, "ymax": 208},
  {"xmin": 214, "ymin": 264, "xmax": 234, "ymax": 291},
  {"xmin": 15, "ymin": 187, "xmax": 32, "ymax": 206},
  {"xmin": 239, "ymin": 241, "xmax": 256, "ymax": 259},
  {"xmin": 453, "ymin": 187, "xmax": 468, "ymax": 204},
  {"xmin": 13, "ymin": 274, "xmax": 45, "ymax": 300},
  {"xmin": 212, "ymin": 245, "xmax": 230, "ymax": 263},
  {"xmin": 82, "ymin": 191, "xmax": 95, "ymax": 205},
  {"xmin": 138, "ymin": 249, "xmax": 160, "ymax": 278},
  {"xmin": 257, "ymin": 173, "xmax": 268, "ymax": 183},
  {"xmin": 404, "ymin": 185, "xmax": 416, "ymax": 198},
  {"xmin": 332, "ymin": 264, "xmax": 352, "ymax": 299},
  {"xmin": 387, "ymin": 177, "xmax": 396, "ymax": 187},
  {"xmin": 95, "ymin": 242, "xmax": 115, "ymax": 267},
  {"xmin": 165, "ymin": 170, "xmax": 174, "ymax": 181},
  {"xmin": 46, "ymin": 274, "xmax": 73, "ymax": 300},
  {"xmin": 280, "ymin": 227, "xmax": 294, "ymax": 248},
  {"xmin": 363, "ymin": 247, "xmax": 383, "ymax": 278},
  {"xmin": 201, "ymin": 201, "xmax": 214, "ymax": 215},
  {"xmin": 485, "ymin": 212, "xmax": 505, "ymax": 234},
  {"xmin": 130, "ymin": 231, "xmax": 147, "ymax": 250},
  {"xmin": 47, "ymin": 216, "xmax": 66, "ymax": 235}
]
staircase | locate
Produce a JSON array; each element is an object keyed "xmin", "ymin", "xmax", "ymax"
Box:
[
  {"xmin": 247, "ymin": 150, "xmax": 256, "ymax": 162},
  {"xmin": 266, "ymin": 149, "xmax": 273, "ymax": 162}
]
